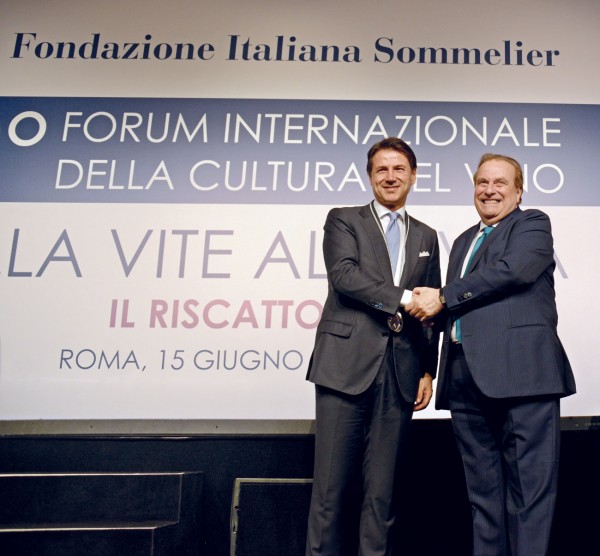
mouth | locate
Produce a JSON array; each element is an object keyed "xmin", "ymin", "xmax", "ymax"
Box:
[{"xmin": 481, "ymin": 199, "xmax": 500, "ymax": 204}]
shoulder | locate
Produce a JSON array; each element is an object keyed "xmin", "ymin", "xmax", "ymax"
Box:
[
  {"xmin": 328, "ymin": 205, "xmax": 364, "ymax": 215},
  {"xmin": 520, "ymin": 208, "xmax": 550, "ymax": 222},
  {"xmin": 506, "ymin": 208, "xmax": 552, "ymax": 231},
  {"xmin": 454, "ymin": 222, "xmax": 480, "ymax": 244},
  {"xmin": 326, "ymin": 204, "xmax": 369, "ymax": 221},
  {"xmin": 407, "ymin": 214, "xmax": 438, "ymax": 237}
]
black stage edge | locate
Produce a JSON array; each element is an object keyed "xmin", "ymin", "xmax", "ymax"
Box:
[{"xmin": 1, "ymin": 417, "xmax": 598, "ymax": 556}]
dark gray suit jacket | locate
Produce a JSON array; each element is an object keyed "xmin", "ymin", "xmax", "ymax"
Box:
[
  {"xmin": 436, "ymin": 207, "xmax": 576, "ymax": 409},
  {"xmin": 306, "ymin": 203, "xmax": 441, "ymax": 402}
]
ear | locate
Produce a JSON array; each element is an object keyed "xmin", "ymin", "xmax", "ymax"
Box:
[{"xmin": 410, "ymin": 167, "xmax": 417, "ymax": 185}]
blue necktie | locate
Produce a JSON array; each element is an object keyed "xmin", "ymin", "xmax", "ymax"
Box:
[
  {"xmin": 456, "ymin": 226, "xmax": 494, "ymax": 342},
  {"xmin": 463, "ymin": 226, "xmax": 494, "ymax": 275},
  {"xmin": 386, "ymin": 212, "xmax": 401, "ymax": 272}
]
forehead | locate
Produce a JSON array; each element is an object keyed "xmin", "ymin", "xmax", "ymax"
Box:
[
  {"xmin": 476, "ymin": 159, "xmax": 516, "ymax": 181},
  {"xmin": 371, "ymin": 149, "xmax": 411, "ymax": 168}
]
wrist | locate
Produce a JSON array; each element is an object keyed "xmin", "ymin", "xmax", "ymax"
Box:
[{"xmin": 438, "ymin": 288, "xmax": 446, "ymax": 307}]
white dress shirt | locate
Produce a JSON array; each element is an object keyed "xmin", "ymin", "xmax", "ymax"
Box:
[{"xmin": 372, "ymin": 201, "xmax": 412, "ymax": 306}]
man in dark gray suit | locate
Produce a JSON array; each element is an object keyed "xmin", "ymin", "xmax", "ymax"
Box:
[
  {"xmin": 407, "ymin": 153, "xmax": 576, "ymax": 556},
  {"xmin": 305, "ymin": 137, "xmax": 441, "ymax": 555}
]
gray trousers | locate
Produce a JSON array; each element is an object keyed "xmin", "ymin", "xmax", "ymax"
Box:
[{"xmin": 306, "ymin": 345, "xmax": 414, "ymax": 556}]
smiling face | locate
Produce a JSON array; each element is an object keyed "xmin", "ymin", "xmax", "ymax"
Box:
[
  {"xmin": 369, "ymin": 148, "xmax": 416, "ymax": 211},
  {"xmin": 474, "ymin": 158, "xmax": 522, "ymax": 225}
]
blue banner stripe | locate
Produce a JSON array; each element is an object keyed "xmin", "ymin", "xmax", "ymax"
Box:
[{"xmin": 1, "ymin": 97, "xmax": 598, "ymax": 205}]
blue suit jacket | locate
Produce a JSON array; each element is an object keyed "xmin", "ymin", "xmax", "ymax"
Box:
[
  {"xmin": 307, "ymin": 203, "xmax": 441, "ymax": 402},
  {"xmin": 436, "ymin": 207, "xmax": 576, "ymax": 409}
]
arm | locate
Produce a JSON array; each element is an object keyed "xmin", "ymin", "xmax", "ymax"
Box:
[
  {"xmin": 414, "ymin": 373, "xmax": 433, "ymax": 411},
  {"xmin": 323, "ymin": 208, "xmax": 403, "ymax": 315},
  {"xmin": 407, "ymin": 210, "xmax": 554, "ymax": 320},
  {"xmin": 444, "ymin": 210, "xmax": 554, "ymax": 312}
]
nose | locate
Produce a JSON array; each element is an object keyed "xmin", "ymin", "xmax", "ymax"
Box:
[
  {"xmin": 483, "ymin": 182, "xmax": 496, "ymax": 195},
  {"xmin": 385, "ymin": 170, "xmax": 396, "ymax": 182}
]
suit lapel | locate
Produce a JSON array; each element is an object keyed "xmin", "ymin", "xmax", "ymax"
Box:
[
  {"xmin": 359, "ymin": 204, "xmax": 394, "ymax": 282},
  {"xmin": 400, "ymin": 215, "xmax": 422, "ymax": 288},
  {"xmin": 468, "ymin": 208, "xmax": 521, "ymax": 271},
  {"xmin": 449, "ymin": 224, "xmax": 479, "ymax": 280}
]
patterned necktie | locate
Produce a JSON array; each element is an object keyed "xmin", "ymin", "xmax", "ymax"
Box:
[
  {"xmin": 386, "ymin": 212, "xmax": 401, "ymax": 272},
  {"xmin": 456, "ymin": 226, "xmax": 494, "ymax": 342}
]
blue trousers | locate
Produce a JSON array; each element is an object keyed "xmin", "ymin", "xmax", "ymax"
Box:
[{"xmin": 448, "ymin": 345, "xmax": 560, "ymax": 556}]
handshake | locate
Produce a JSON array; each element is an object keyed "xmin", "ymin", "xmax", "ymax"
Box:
[{"xmin": 405, "ymin": 287, "xmax": 444, "ymax": 321}]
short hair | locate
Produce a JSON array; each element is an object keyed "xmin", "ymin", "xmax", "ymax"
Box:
[
  {"xmin": 474, "ymin": 153, "xmax": 524, "ymax": 198},
  {"xmin": 366, "ymin": 137, "xmax": 417, "ymax": 175}
]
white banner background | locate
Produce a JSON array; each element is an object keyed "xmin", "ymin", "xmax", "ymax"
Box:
[{"xmin": 0, "ymin": 0, "xmax": 598, "ymax": 420}]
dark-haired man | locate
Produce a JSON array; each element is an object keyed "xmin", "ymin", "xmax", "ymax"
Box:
[{"xmin": 306, "ymin": 137, "xmax": 441, "ymax": 555}]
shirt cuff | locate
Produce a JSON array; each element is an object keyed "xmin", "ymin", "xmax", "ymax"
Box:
[{"xmin": 400, "ymin": 289, "xmax": 413, "ymax": 307}]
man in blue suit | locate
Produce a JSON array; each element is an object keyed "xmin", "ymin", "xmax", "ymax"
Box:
[{"xmin": 406, "ymin": 153, "xmax": 576, "ymax": 555}]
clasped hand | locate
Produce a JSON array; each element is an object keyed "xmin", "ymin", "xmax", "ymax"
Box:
[{"xmin": 405, "ymin": 287, "xmax": 443, "ymax": 321}]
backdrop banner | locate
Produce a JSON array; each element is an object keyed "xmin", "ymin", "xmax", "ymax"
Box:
[{"xmin": 1, "ymin": 0, "xmax": 598, "ymax": 420}]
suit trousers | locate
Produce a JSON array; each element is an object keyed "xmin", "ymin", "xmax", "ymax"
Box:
[
  {"xmin": 306, "ymin": 340, "xmax": 414, "ymax": 556},
  {"xmin": 447, "ymin": 344, "xmax": 560, "ymax": 556}
]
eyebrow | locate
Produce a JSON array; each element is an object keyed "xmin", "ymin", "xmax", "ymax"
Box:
[
  {"xmin": 376, "ymin": 164, "xmax": 406, "ymax": 170},
  {"xmin": 476, "ymin": 177, "xmax": 509, "ymax": 184}
]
